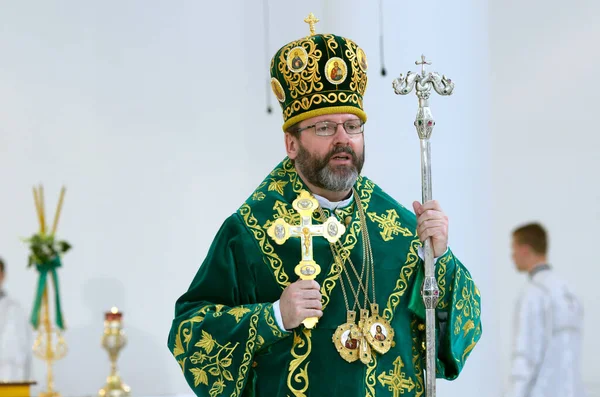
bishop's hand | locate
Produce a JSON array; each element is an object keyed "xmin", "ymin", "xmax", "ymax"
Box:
[
  {"xmin": 413, "ymin": 200, "xmax": 449, "ymax": 257},
  {"xmin": 279, "ymin": 280, "xmax": 323, "ymax": 330}
]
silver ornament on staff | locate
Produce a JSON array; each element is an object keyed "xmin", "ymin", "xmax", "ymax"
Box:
[{"xmin": 392, "ymin": 54, "xmax": 454, "ymax": 397}]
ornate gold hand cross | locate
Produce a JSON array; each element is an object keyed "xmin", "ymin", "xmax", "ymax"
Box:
[{"xmin": 267, "ymin": 190, "xmax": 346, "ymax": 328}]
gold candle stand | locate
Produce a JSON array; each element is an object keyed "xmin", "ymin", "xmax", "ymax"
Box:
[
  {"xmin": 32, "ymin": 287, "xmax": 68, "ymax": 397},
  {"xmin": 98, "ymin": 307, "xmax": 131, "ymax": 397}
]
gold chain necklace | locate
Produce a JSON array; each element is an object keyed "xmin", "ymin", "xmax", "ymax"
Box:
[
  {"xmin": 322, "ymin": 188, "xmax": 394, "ymax": 364},
  {"xmin": 353, "ymin": 191, "xmax": 394, "ymax": 356}
]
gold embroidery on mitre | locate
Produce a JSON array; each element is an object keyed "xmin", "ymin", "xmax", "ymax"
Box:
[
  {"xmin": 278, "ymin": 40, "xmax": 323, "ymax": 101},
  {"xmin": 342, "ymin": 39, "xmax": 367, "ymax": 96}
]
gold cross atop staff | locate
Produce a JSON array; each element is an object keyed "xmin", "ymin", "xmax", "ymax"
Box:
[
  {"xmin": 267, "ymin": 190, "xmax": 345, "ymax": 328},
  {"xmin": 304, "ymin": 12, "xmax": 319, "ymax": 36}
]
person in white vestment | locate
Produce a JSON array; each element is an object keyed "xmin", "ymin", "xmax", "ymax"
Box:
[
  {"xmin": 505, "ymin": 223, "xmax": 585, "ymax": 397},
  {"xmin": 0, "ymin": 257, "xmax": 32, "ymax": 381}
]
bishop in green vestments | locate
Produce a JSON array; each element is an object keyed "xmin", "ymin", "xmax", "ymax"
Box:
[{"xmin": 168, "ymin": 15, "xmax": 481, "ymax": 397}]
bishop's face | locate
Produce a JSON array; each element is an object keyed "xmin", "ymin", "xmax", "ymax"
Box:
[{"xmin": 287, "ymin": 113, "xmax": 365, "ymax": 193}]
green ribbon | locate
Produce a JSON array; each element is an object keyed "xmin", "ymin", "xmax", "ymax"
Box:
[{"xmin": 30, "ymin": 255, "xmax": 65, "ymax": 330}]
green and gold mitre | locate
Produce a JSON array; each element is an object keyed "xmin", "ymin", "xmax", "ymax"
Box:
[{"xmin": 270, "ymin": 13, "xmax": 368, "ymax": 131}]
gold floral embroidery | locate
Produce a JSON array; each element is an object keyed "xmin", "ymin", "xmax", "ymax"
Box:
[
  {"xmin": 172, "ymin": 303, "xmax": 264, "ymax": 397},
  {"xmin": 173, "ymin": 305, "xmax": 225, "ymax": 370},
  {"xmin": 322, "ymin": 34, "xmax": 339, "ymax": 53},
  {"xmin": 252, "ymin": 191, "xmax": 266, "ymax": 201},
  {"xmin": 461, "ymin": 323, "xmax": 481, "ymax": 363},
  {"xmin": 342, "ymin": 38, "xmax": 367, "ymax": 96},
  {"xmin": 250, "ymin": 182, "xmax": 268, "ymax": 202},
  {"xmin": 376, "ymin": 237, "xmax": 421, "ymax": 396},
  {"xmin": 462, "ymin": 319, "xmax": 475, "ymax": 336},
  {"xmin": 451, "ymin": 267, "xmax": 481, "ymax": 360},
  {"xmin": 256, "ymin": 335, "xmax": 265, "ymax": 350},
  {"xmin": 269, "ymin": 165, "xmax": 286, "ymax": 178},
  {"xmin": 365, "ymin": 354, "xmax": 377, "ymax": 397},
  {"xmin": 268, "ymin": 180, "xmax": 288, "ymax": 195},
  {"xmin": 283, "ymin": 92, "xmax": 362, "ymax": 120},
  {"xmin": 377, "ymin": 356, "xmax": 416, "ymax": 396},
  {"xmin": 455, "ymin": 267, "xmax": 480, "ymax": 320},
  {"xmin": 239, "ymin": 203, "xmax": 290, "ymax": 289},
  {"xmin": 264, "ymin": 306, "xmax": 286, "ymax": 338},
  {"xmin": 333, "ymin": 201, "xmax": 355, "ymax": 221},
  {"xmin": 436, "ymin": 253, "xmax": 450, "ymax": 309},
  {"xmin": 282, "ymin": 159, "xmax": 305, "ymax": 192},
  {"xmin": 263, "ymin": 200, "xmax": 302, "ymax": 230},
  {"xmin": 287, "ymin": 329, "xmax": 312, "ymax": 397},
  {"xmin": 227, "ymin": 307, "xmax": 251, "ymax": 323},
  {"xmin": 189, "ymin": 330, "xmax": 238, "ymax": 395},
  {"xmin": 278, "ymin": 39, "xmax": 323, "ymax": 100},
  {"xmin": 411, "ymin": 320, "xmax": 425, "ymax": 397},
  {"xmin": 239, "ymin": 160, "xmax": 305, "ymax": 291},
  {"xmin": 233, "ymin": 306, "xmax": 261, "ymax": 396},
  {"xmin": 383, "ymin": 238, "xmax": 421, "ymax": 321},
  {"xmin": 367, "ymin": 209, "xmax": 413, "ymax": 242},
  {"xmin": 454, "ymin": 314, "xmax": 463, "ymax": 336}
]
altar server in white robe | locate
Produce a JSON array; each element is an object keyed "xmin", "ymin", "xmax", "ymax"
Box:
[
  {"xmin": 0, "ymin": 257, "xmax": 32, "ymax": 381},
  {"xmin": 505, "ymin": 223, "xmax": 585, "ymax": 397}
]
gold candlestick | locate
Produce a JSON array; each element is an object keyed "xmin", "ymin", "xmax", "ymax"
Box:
[
  {"xmin": 29, "ymin": 184, "xmax": 70, "ymax": 397},
  {"xmin": 98, "ymin": 307, "xmax": 131, "ymax": 397},
  {"xmin": 32, "ymin": 287, "xmax": 68, "ymax": 397}
]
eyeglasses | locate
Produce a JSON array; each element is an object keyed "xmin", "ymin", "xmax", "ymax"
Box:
[{"xmin": 296, "ymin": 120, "xmax": 365, "ymax": 136}]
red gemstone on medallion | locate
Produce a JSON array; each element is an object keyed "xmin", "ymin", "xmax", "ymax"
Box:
[{"xmin": 427, "ymin": 121, "xmax": 433, "ymax": 126}]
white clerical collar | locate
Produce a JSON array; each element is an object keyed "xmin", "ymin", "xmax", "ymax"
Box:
[
  {"xmin": 312, "ymin": 191, "xmax": 354, "ymax": 211},
  {"xmin": 529, "ymin": 263, "xmax": 551, "ymax": 279}
]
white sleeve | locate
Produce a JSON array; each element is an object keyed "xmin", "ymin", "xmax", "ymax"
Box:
[
  {"xmin": 272, "ymin": 300, "xmax": 289, "ymax": 332},
  {"xmin": 417, "ymin": 246, "xmax": 448, "ymax": 264},
  {"xmin": 504, "ymin": 288, "xmax": 547, "ymax": 397},
  {"xmin": 0, "ymin": 302, "xmax": 32, "ymax": 380}
]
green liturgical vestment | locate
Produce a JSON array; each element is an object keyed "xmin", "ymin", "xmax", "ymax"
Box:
[{"xmin": 168, "ymin": 158, "xmax": 482, "ymax": 397}]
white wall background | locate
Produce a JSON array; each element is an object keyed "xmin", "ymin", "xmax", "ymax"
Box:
[
  {"xmin": 489, "ymin": 0, "xmax": 600, "ymax": 395},
  {"xmin": 0, "ymin": 0, "xmax": 497, "ymax": 395}
]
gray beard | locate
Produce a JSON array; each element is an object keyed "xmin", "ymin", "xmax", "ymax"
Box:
[
  {"xmin": 315, "ymin": 164, "xmax": 358, "ymax": 192},
  {"xmin": 295, "ymin": 144, "xmax": 364, "ymax": 192}
]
